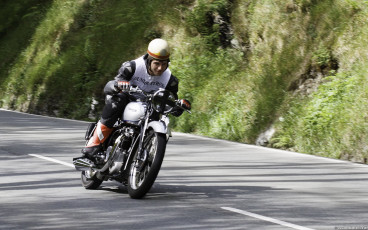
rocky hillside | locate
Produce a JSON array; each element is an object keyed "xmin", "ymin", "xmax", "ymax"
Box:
[{"xmin": 1, "ymin": 0, "xmax": 368, "ymax": 163}]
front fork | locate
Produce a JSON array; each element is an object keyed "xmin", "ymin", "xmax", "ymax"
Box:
[
  {"xmin": 135, "ymin": 114, "xmax": 169, "ymax": 170},
  {"xmin": 134, "ymin": 114, "xmax": 151, "ymax": 170}
]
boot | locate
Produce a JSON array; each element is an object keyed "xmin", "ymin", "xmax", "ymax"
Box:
[{"xmin": 81, "ymin": 122, "xmax": 113, "ymax": 159}]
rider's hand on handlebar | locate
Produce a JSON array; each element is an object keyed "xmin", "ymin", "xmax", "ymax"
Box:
[
  {"xmin": 115, "ymin": 81, "xmax": 130, "ymax": 92},
  {"xmin": 171, "ymin": 99, "xmax": 191, "ymax": 117},
  {"xmin": 179, "ymin": 99, "xmax": 191, "ymax": 111}
]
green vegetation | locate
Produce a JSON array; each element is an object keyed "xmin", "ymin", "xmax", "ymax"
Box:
[{"xmin": 1, "ymin": 0, "xmax": 368, "ymax": 163}]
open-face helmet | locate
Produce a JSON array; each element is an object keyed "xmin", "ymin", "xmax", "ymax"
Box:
[{"xmin": 147, "ymin": 38, "xmax": 170, "ymax": 60}]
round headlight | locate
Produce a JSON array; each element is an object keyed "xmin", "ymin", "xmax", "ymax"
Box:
[{"xmin": 152, "ymin": 89, "xmax": 176, "ymax": 114}]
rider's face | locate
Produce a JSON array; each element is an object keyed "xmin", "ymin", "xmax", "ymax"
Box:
[{"xmin": 149, "ymin": 59, "xmax": 168, "ymax": 76}]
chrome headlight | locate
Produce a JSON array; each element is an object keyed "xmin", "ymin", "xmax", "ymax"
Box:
[{"xmin": 152, "ymin": 89, "xmax": 176, "ymax": 114}]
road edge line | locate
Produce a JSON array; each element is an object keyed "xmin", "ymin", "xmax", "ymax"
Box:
[
  {"xmin": 221, "ymin": 207, "xmax": 315, "ymax": 230},
  {"xmin": 29, "ymin": 154, "xmax": 74, "ymax": 168}
]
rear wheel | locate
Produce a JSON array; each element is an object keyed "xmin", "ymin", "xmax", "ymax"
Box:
[
  {"xmin": 128, "ymin": 130, "xmax": 166, "ymax": 199},
  {"xmin": 81, "ymin": 169, "xmax": 103, "ymax": 189}
]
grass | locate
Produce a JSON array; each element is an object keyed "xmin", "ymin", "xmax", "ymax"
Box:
[{"xmin": 1, "ymin": 0, "xmax": 368, "ymax": 163}]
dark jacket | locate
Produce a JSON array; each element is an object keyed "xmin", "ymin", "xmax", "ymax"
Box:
[{"xmin": 104, "ymin": 54, "xmax": 179, "ymax": 98}]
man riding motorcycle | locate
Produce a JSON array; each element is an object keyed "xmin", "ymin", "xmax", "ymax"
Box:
[{"xmin": 82, "ymin": 38, "xmax": 191, "ymax": 159}]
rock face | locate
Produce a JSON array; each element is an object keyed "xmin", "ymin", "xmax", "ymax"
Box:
[
  {"xmin": 289, "ymin": 56, "xmax": 340, "ymax": 96},
  {"xmin": 256, "ymin": 126, "xmax": 275, "ymax": 146}
]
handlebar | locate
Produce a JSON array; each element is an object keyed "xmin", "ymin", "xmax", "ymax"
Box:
[{"xmin": 128, "ymin": 86, "xmax": 191, "ymax": 114}]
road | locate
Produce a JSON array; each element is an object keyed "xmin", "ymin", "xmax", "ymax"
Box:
[{"xmin": 1, "ymin": 109, "xmax": 368, "ymax": 230}]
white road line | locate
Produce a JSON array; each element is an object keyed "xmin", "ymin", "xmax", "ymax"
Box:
[
  {"xmin": 29, "ymin": 154, "xmax": 74, "ymax": 168},
  {"xmin": 221, "ymin": 207, "xmax": 315, "ymax": 230}
]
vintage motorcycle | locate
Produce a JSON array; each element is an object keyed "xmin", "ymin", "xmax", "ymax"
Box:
[{"xmin": 73, "ymin": 87, "xmax": 190, "ymax": 199}]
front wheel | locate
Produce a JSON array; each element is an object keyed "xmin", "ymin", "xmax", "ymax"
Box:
[{"xmin": 128, "ymin": 131, "xmax": 166, "ymax": 199}]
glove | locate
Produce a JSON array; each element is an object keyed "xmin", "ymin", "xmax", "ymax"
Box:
[
  {"xmin": 171, "ymin": 107, "xmax": 184, "ymax": 117},
  {"xmin": 179, "ymin": 99, "xmax": 191, "ymax": 111},
  {"xmin": 171, "ymin": 99, "xmax": 191, "ymax": 117},
  {"xmin": 114, "ymin": 81, "xmax": 130, "ymax": 92}
]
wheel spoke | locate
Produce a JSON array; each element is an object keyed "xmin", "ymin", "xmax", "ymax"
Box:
[
  {"xmin": 130, "ymin": 132, "xmax": 158, "ymax": 189},
  {"xmin": 128, "ymin": 131, "xmax": 166, "ymax": 198}
]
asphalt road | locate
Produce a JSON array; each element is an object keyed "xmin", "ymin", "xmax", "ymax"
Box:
[{"xmin": 1, "ymin": 109, "xmax": 368, "ymax": 230}]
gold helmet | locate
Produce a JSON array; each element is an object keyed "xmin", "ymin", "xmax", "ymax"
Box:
[{"xmin": 147, "ymin": 38, "xmax": 170, "ymax": 60}]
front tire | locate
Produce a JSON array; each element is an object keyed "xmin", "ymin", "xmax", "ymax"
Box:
[{"xmin": 128, "ymin": 131, "xmax": 166, "ymax": 199}]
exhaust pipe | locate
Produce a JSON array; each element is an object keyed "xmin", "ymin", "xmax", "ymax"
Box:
[{"xmin": 73, "ymin": 157, "xmax": 95, "ymax": 171}]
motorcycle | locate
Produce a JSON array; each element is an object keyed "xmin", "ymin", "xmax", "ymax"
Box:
[{"xmin": 73, "ymin": 87, "xmax": 191, "ymax": 199}]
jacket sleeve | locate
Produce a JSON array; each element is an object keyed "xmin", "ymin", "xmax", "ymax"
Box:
[
  {"xmin": 166, "ymin": 74, "xmax": 179, "ymax": 99},
  {"xmin": 103, "ymin": 80, "xmax": 117, "ymax": 95},
  {"xmin": 104, "ymin": 60, "xmax": 136, "ymax": 95},
  {"xmin": 115, "ymin": 61, "xmax": 136, "ymax": 81},
  {"xmin": 166, "ymin": 74, "xmax": 186, "ymax": 117}
]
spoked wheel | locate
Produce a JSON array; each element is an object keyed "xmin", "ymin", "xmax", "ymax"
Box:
[
  {"xmin": 128, "ymin": 130, "xmax": 166, "ymax": 199},
  {"xmin": 81, "ymin": 168, "xmax": 103, "ymax": 189}
]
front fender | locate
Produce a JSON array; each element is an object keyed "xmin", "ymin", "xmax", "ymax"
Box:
[
  {"xmin": 148, "ymin": 121, "xmax": 167, "ymax": 134},
  {"xmin": 148, "ymin": 118, "xmax": 172, "ymax": 141}
]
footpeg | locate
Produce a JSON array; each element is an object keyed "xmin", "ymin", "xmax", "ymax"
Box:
[{"xmin": 73, "ymin": 157, "xmax": 95, "ymax": 171}]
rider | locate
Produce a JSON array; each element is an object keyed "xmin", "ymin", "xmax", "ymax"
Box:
[{"xmin": 81, "ymin": 38, "xmax": 191, "ymax": 158}]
